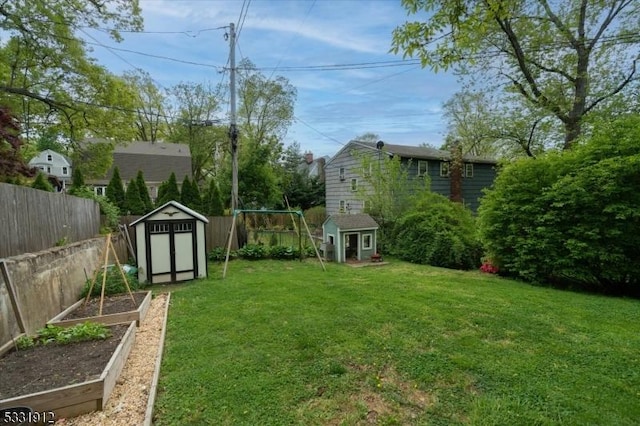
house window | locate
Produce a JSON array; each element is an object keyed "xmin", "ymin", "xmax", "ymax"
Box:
[
  {"xmin": 328, "ymin": 234, "xmax": 335, "ymax": 245},
  {"xmin": 62, "ymin": 167, "xmax": 68, "ymax": 175},
  {"xmin": 417, "ymin": 160, "xmax": 428, "ymax": 177},
  {"xmin": 440, "ymin": 162, "xmax": 450, "ymax": 177},
  {"xmin": 350, "ymin": 178, "xmax": 358, "ymax": 192},
  {"xmin": 47, "ymin": 154, "xmax": 52, "ymax": 161},
  {"xmin": 46, "ymin": 166, "xmax": 51, "ymax": 173},
  {"xmin": 465, "ymin": 163, "xmax": 474, "ymax": 178},
  {"xmin": 362, "ymin": 200, "xmax": 367, "ymax": 212},
  {"xmin": 339, "ymin": 167, "xmax": 345, "ymax": 181},
  {"xmin": 363, "ymin": 163, "xmax": 372, "ymax": 177},
  {"xmin": 94, "ymin": 186, "xmax": 106, "ymax": 196},
  {"xmin": 339, "ymin": 200, "xmax": 346, "ymax": 213},
  {"xmin": 362, "ymin": 233, "xmax": 372, "ymax": 250}
]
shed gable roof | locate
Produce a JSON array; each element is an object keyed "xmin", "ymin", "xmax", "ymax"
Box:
[
  {"xmin": 328, "ymin": 213, "xmax": 379, "ymax": 230},
  {"xmin": 130, "ymin": 200, "xmax": 208, "ymax": 226}
]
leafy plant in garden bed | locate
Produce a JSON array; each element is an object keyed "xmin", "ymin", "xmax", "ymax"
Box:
[
  {"xmin": 15, "ymin": 322, "xmax": 111, "ymax": 350},
  {"xmin": 81, "ymin": 265, "xmax": 143, "ymax": 297}
]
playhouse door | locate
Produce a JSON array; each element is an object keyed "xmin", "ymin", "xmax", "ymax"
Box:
[{"xmin": 344, "ymin": 233, "xmax": 359, "ymax": 261}]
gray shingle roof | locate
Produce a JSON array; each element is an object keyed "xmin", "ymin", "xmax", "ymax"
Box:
[
  {"xmin": 353, "ymin": 141, "xmax": 496, "ymax": 164},
  {"xmin": 85, "ymin": 140, "xmax": 192, "ymax": 185},
  {"xmin": 330, "ymin": 213, "xmax": 379, "ymax": 230}
]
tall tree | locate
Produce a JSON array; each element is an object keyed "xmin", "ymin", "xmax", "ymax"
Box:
[
  {"xmin": 123, "ymin": 70, "xmax": 168, "ymax": 142},
  {"xmin": 166, "ymin": 82, "xmax": 224, "ymax": 184},
  {"xmin": 392, "ymin": 0, "xmax": 639, "ymax": 149},
  {"xmin": 180, "ymin": 175, "xmax": 202, "ymax": 211},
  {"xmin": 0, "ymin": 1, "xmax": 142, "ymax": 144},
  {"xmin": 135, "ymin": 170, "xmax": 153, "ymax": 213},
  {"xmin": 229, "ymin": 59, "xmax": 297, "ymax": 208},
  {"xmin": 106, "ymin": 167, "xmax": 126, "ymax": 210},
  {"xmin": 124, "ymin": 178, "xmax": 145, "ymax": 215},
  {"xmin": 156, "ymin": 172, "xmax": 180, "ymax": 206},
  {"xmin": 203, "ymin": 179, "xmax": 225, "ymax": 216}
]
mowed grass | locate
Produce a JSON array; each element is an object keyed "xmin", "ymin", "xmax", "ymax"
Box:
[{"xmin": 153, "ymin": 259, "xmax": 640, "ymax": 425}]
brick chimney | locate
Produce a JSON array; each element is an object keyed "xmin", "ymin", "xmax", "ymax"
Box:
[{"xmin": 304, "ymin": 151, "xmax": 314, "ymax": 164}]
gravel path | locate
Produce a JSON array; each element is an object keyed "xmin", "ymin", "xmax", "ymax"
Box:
[{"xmin": 55, "ymin": 293, "xmax": 168, "ymax": 425}]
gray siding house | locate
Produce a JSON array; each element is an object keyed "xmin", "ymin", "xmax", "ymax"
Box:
[{"xmin": 325, "ymin": 140, "xmax": 497, "ymax": 216}]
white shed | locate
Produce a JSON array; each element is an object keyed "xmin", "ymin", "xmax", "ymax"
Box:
[{"xmin": 130, "ymin": 201, "xmax": 209, "ymax": 284}]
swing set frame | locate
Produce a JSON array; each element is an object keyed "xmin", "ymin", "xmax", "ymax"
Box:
[{"xmin": 222, "ymin": 209, "xmax": 325, "ymax": 278}]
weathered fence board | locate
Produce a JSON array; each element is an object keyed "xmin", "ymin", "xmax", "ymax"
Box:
[{"xmin": 0, "ymin": 183, "xmax": 100, "ymax": 258}]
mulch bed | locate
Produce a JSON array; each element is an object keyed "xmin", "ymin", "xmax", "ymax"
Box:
[
  {"xmin": 0, "ymin": 325, "xmax": 128, "ymax": 400},
  {"xmin": 62, "ymin": 293, "xmax": 147, "ymax": 320}
]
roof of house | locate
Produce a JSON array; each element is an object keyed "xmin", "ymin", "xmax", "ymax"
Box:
[
  {"xmin": 326, "ymin": 213, "xmax": 379, "ymax": 230},
  {"xmin": 85, "ymin": 140, "xmax": 192, "ymax": 184},
  {"xmin": 327, "ymin": 140, "xmax": 497, "ymax": 166}
]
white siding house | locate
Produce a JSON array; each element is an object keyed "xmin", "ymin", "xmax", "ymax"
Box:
[{"xmin": 28, "ymin": 149, "xmax": 72, "ymax": 191}]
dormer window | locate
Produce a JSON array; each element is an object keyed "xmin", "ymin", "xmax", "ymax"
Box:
[{"xmin": 47, "ymin": 154, "xmax": 53, "ymax": 161}]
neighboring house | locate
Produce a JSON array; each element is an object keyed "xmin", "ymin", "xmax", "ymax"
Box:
[
  {"xmin": 299, "ymin": 151, "xmax": 329, "ymax": 183},
  {"xmin": 325, "ymin": 140, "xmax": 497, "ymax": 216},
  {"xmin": 322, "ymin": 213, "xmax": 379, "ymax": 263},
  {"xmin": 28, "ymin": 149, "xmax": 72, "ymax": 191},
  {"xmin": 86, "ymin": 141, "xmax": 192, "ymax": 201}
]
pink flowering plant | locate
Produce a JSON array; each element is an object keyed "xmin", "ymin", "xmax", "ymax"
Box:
[{"xmin": 480, "ymin": 256, "xmax": 499, "ymax": 274}]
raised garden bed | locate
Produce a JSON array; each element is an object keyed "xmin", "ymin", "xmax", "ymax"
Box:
[
  {"xmin": 0, "ymin": 322, "xmax": 136, "ymax": 421},
  {"xmin": 48, "ymin": 291, "xmax": 152, "ymax": 328}
]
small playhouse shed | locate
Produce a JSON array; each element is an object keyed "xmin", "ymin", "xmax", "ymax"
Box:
[
  {"xmin": 322, "ymin": 213, "xmax": 379, "ymax": 262},
  {"xmin": 130, "ymin": 201, "xmax": 208, "ymax": 284}
]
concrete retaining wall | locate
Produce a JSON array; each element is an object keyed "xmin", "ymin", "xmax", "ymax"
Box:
[{"xmin": 0, "ymin": 237, "xmax": 108, "ymax": 348}]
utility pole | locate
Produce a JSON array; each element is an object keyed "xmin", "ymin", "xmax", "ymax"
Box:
[{"xmin": 228, "ymin": 22, "xmax": 239, "ymax": 212}]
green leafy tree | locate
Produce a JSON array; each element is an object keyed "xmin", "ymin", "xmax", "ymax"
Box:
[
  {"xmin": 123, "ymin": 70, "xmax": 168, "ymax": 143},
  {"xmin": 135, "ymin": 170, "xmax": 153, "ymax": 213},
  {"xmin": 71, "ymin": 141, "xmax": 115, "ymax": 179},
  {"xmin": 31, "ymin": 172, "xmax": 54, "ymax": 192},
  {"xmin": 278, "ymin": 142, "xmax": 325, "ymax": 210},
  {"xmin": 106, "ymin": 167, "xmax": 126, "ymax": 211},
  {"xmin": 124, "ymin": 178, "xmax": 145, "ymax": 215},
  {"xmin": 0, "ymin": 1, "xmax": 142, "ymax": 143},
  {"xmin": 166, "ymin": 82, "xmax": 224, "ymax": 184},
  {"xmin": 156, "ymin": 172, "xmax": 180, "ymax": 206},
  {"xmin": 71, "ymin": 167, "xmax": 85, "ymax": 190},
  {"xmin": 392, "ymin": 0, "xmax": 639, "ymax": 149},
  {"xmin": 478, "ymin": 115, "xmax": 640, "ymax": 295},
  {"xmin": 203, "ymin": 179, "xmax": 224, "ymax": 216},
  {"xmin": 392, "ymin": 192, "xmax": 481, "ymax": 270}
]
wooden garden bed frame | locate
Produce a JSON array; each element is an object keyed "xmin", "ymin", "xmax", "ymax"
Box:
[
  {"xmin": 0, "ymin": 321, "xmax": 136, "ymax": 420},
  {"xmin": 48, "ymin": 291, "xmax": 152, "ymax": 328}
]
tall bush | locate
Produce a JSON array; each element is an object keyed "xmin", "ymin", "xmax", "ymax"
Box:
[
  {"xmin": 392, "ymin": 192, "xmax": 481, "ymax": 270},
  {"xmin": 479, "ymin": 115, "xmax": 640, "ymax": 295}
]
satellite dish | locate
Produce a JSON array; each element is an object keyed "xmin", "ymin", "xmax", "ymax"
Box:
[{"xmin": 376, "ymin": 140, "xmax": 384, "ymax": 150}]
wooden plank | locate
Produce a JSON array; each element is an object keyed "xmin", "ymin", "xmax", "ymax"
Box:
[
  {"xmin": 143, "ymin": 293, "xmax": 171, "ymax": 426},
  {"xmin": 0, "ymin": 321, "xmax": 137, "ymax": 418},
  {"xmin": 0, "ymin": 333, "xmax": 24, "ymax": 357},
  {"xmin": 48, "ymin": 292, "xmax": 152, "ymax": 327},
  {"xmin": 0, "ymin": 260, "xmax": 26, "ymax": 333},
  {"xmin": 101, "ymin": 322, "xmax": 136, "ymax": 403}
]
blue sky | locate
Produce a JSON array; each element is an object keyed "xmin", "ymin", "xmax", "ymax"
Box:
[{"xmin": 82, "ymin": 0, "xmax": 458, "ymax": 158}]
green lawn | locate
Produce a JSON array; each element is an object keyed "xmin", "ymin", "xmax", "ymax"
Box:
[{"xmin": 152, "ymin": 259, "xmax": 640, "ymax": 425}]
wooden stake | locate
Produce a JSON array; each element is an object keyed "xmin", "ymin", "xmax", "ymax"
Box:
[
  {"xmin": 222, "ymin": 213, "xmax": 237, "ymax": 279},
  {"xmin": 109, "ymin": 237, "xmax": 136, "ymax": 303},
  {"xmin": 301, "ymin": 215, "xmax": 326, "ymax": 271},
  {"xmin": 86, "ymin": 234, "xmax": 111, "ymax": 305}
]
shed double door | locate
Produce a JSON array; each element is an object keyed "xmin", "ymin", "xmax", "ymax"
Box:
[{"xmin": 147, "ymin": 220, "xmax": 197, "ymax": 283}]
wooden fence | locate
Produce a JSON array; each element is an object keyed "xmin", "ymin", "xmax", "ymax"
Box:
[{"xmin": 0, "ymin": 183, "xmax": 100, "ymax": 259}]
